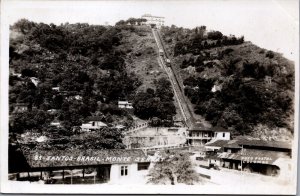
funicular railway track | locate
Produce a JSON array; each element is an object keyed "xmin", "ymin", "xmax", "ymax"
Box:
[{"xmin": 152, "ymin": 28, "xmax": 195, "ymax": 128}]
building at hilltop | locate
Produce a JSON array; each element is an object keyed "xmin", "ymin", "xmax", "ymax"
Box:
[{"xmin": 141, "ymin": 14, "xmax": 165, "ymax": 28}]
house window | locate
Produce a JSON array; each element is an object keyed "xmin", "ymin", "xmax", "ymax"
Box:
[
  {"xmin": 196, "ymin": 157, "xmax": 204, "ymax": 161},
  {"xmin": 92, "ymin": 122, "xmax": 95, "ymax": 126},
  {"xmin": 138, "ymin": 162, "xmax": 150, "ymax": 170},
  {"xmin": 120, "ymin": 166, "xmax": 128, "ymax": 176},
  {"xmin": 223, "ymin": 133, "xmax": 225, "ymax": 137}
]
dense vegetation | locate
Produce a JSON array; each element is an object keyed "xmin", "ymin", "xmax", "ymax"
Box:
[
  {"xmin": 10, "ymin": 18, "xmax": 294, "ymax": 144},
  {"xmin": 133, "ymin": 77, "xmax": 176, "ymax": 126},
  {"xmin": 9, "ymin": 19, "xmax": 141, "ymax": 132},
  {"xmin": 9, "ymin": 19, "xmax": 178, "ymax": 150},
  {"xmin": 161, "ymin": 25, "xmax": 244, "ymax": 56},
  {"xmin": 161, "ymin": 25, "xmax": 294, "ymax": 137},
  {"xmin": 9, "ymin": 19, "xmax": 144, "ymax": 150}
]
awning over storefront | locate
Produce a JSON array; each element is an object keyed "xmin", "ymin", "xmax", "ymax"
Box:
[
  {"xmin": 218, "ymin": 152, "xmax": 241, "ymax": 161},
  {"xmin": 217, "ymin": 149, "xmax": 290, "ymax": 165}
]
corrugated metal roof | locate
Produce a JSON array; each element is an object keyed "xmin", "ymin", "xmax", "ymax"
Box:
[
  {"xmin": 206, "ymin": 138, "xmax": 291, "ymax": 150},
  {"xmin": 237, "ymin": 139, "xmax": 291, "ymax": 149},
  {"xmin": 211, "ymin": 126, "xmax": 230, "ymax": 132},
  {"xmin": 224, "ymin": 140, "xmax": 241, "ymax": 148},
  {"xmin": 205, "ymin": 140, "xmax": 229, "ymax": 147}
]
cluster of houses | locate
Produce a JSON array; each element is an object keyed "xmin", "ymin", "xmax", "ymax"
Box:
[
  {"xmin": 185, "ymin": 123, "xmax": 291, "ymax": 178},
  {"xmin": 11, "ymin": 100, "xmax": 134, "ymax": 132},
  {"xmin": 202, "ymin": 137, "xmax": 292, "ymax": 179},
  {"xmin": 9, "ymin": 87, "xmax": 292, "ymax": 184},
  {"xmin": 9, "ymin": 114, "xmax": 292, "ymax": 184}
]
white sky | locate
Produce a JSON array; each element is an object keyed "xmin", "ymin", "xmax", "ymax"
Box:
[{"xmin": 3, "ymin": 0, "xmax": 299, "ymax": 60}]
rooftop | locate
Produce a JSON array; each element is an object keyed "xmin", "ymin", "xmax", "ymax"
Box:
[
  {"xmin": 189, "ymin": 122, "xmax": 212, "ymax": 131},
  {"xmin": 142, "ymin": 14, "xmax": 164, "ymax": 19},
  {"xmin": 206, "ymin": 137, "xmax": 291, "ymax": 150},
  {"xmin": 205, "ymin": 140, "xmax": 229, "ymax": 147},
  {"xmin": 118, "ymin": 101, "xmax": 132, "ymax": 104},
  {"xmin": 23, "ymin": 149, "xmax": 150, "ymax": 168},
  {"xmin": 217, "ymin": 148, "xmax": 290, "ymax": 164},
  {"xmin": 85, "ymin": 116, "xmax": 104, "ymax": 122},
  {"xmin": 237, "ymin": 139, "xmax": 291, "ymax": 149},
  {"xmin": 211, "ymin": 126, "xmax": 230, "ymax": 132}
]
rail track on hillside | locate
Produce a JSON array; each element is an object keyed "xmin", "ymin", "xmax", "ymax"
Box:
[{"xmin": 152, "ymin": 28, "xmax": 195, "ymax": 128}]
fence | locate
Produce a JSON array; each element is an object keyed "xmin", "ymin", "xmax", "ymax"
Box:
[
  {"xmin": 135, "ymin": 144, "xmax": 197, "ymax": 152},
  {"xmin": 126, "ymin": 122, "xmax": 149, "ymax": 134}
]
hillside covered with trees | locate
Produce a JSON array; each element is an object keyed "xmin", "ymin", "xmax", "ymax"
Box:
[
  {"xmin": 161, "ymin": 25, "xmax": 294, "ymax": 140},
  {"xmin": 9, "ymin": 19, "xmax": 176, "ymax": 151},
  {"xmin": 9, "ymin": 18, "xmax": 295, "ymax": 150}
]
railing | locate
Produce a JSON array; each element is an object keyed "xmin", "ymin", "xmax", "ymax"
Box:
[
  {"xmin": 186, "ymin": 136, "xmax": 213, "ymax": 140},
  {"xmin": 136, "ymin": 144, "xmax": 194, "ymax": 151},
  {"xmin": 127, "ymin": 122, "xmax": 149, "ymax": 131},
  {"xmin": 125, "ymin": 122, "xmax": 149, "ymax": 134}
]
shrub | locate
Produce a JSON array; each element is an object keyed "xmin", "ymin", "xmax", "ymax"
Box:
[
  {"xmin": 266, "ymin": 51, "xmax": 274, "ymax": 59},
  {"xmin": 207, "ymin": 31, "xmax": 223, "ymax": 40}
]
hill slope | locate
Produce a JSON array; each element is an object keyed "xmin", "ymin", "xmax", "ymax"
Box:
[
  {"xmin": 160, "ymin": 25, "xmax": 294, "ymax": 141},
  {"xmin": 9, "ymin": 19, "xmax": 181, "ymax": 136}
]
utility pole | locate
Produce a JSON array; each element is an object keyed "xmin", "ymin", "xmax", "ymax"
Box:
[
  {"xmin": 94, "ymin": 169, "xmax": 96, "ymax": 184},
  {"xmin": 71, "ymin": 170, "xmax": 73, "ymax": 184},
  {"xmin": 240, "ymin": 144, "xmax": 243, "ymax": 175}
]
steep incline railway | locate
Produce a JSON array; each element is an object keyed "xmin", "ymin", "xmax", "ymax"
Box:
[{"xmin": 152, "ymin": 28, "xmax": 195, "ymax": 128}]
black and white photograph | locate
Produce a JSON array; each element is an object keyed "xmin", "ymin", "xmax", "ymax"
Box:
[{"xmin": 0, "ymin": 0, "xmax": 298, "ymax": 194}]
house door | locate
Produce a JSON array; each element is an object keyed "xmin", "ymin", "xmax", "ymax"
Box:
[{"xmin": 97, "ymin": 165, "xmax": 111, "ymax": 183}]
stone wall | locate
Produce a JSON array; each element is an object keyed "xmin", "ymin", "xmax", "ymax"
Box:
[{"xmin": 123, "ymin": 127, "xmax": 187, "ymax": 148}]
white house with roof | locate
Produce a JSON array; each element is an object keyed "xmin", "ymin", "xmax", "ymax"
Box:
[
  {"xmin": 50, "ymin": 120, "xmax": 62, "ymax": 128},
  {"xmin": 52, "ymin": 87, "xmax": 60, "ymax": 91},
  {"xmin": 187, "ymin": 125, "xmax": 230, "ymax": 146},
  {"xmin": 13, "ymin": 103, "xmax": 29, "ymax": 113},
  {"xmin": 211, "ymin": 126, "xmax": 231, "ymax": 141},
  {"xmin": 118, "ymin": 101, "xmax": 133, "ymax": 109},
  {"xmin": 80, "ymin": 116, "xmax": 107, "ymax": 132}
]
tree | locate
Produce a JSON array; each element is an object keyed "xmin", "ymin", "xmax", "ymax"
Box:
[
  {"xmin": 115, "ymin": 20, "xmax": 126, "ymax": 26},
  {"xmin": 21, "ymin": 68, "xmax": 36, "ymax": 77},
  {"xmin": 133, "ymin": 78, "xmax": 176, "ymax": 124},
  {"xmin": 266, "ymin": 50, "xmax": 274, "ymax": 59},
  {"xmin": 11, "ymin": 19, "xmax": 36, "ymax": 34},
  {"xmin": 69, "ymin": 127, "xmax": 125, "ymax": 149},
  {"xmin": 147, "ymin": 151, "xmax": 200, "ymax": 185},
  {"xmin": 207, "ymin": 31, "xmax": 223, "ymax": 40}
]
